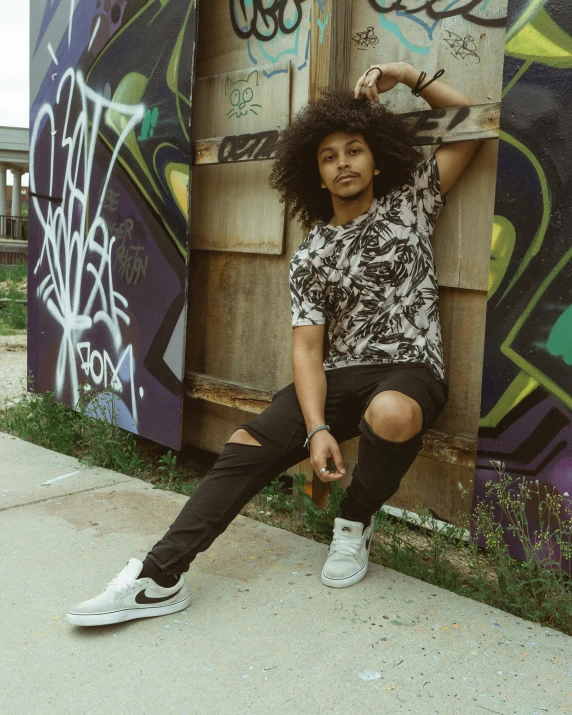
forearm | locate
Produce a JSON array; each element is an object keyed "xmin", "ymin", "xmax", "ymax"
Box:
[
  {"xmin": 293, "ymin": 348, "xmax": 327, "ymax": 433},
  {"xmin": 402, "ymin": 64, "xmax": 472, "ymax": 109}
]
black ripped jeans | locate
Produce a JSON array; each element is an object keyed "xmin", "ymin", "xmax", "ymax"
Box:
[{"xmin": 148, "ymin": 363, "xmax": 448, "ymax": 575}]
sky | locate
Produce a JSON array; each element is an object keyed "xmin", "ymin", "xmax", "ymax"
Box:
[{"xmin": 0, "ymin": 0, "xmax": 30, "ymax": 184}]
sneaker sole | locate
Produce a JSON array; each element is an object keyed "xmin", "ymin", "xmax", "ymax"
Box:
[
  {"xmin": 66, "ymin": 594, "xmax": 191, "ymax": 627},
  {"xmin": 321, "ymin": 561, "xmax": 369, "ymax": 588}
]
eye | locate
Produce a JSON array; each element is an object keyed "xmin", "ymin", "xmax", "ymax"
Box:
[
  {"xmin": 243, "ymin": 87, "xmax": 253, "ymax": 102},
  {"xmin": 350, "ymin": 148, "xmax": 360, "ymax": 155},
  {"xmin": 230, "ymin": 89, "xmax": 240, "ymax": 106}
]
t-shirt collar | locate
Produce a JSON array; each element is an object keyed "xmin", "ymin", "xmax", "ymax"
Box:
[{"xmin": 324, "ymin": 198, "xmax": 379, "ymax": 231}]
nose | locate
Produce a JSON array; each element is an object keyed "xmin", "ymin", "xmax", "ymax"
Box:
[{"xmin": 337, "ymin": 156, "xmax": 350, "ymax": 169}]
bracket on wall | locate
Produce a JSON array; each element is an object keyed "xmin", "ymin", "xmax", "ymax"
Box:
[{"xmin": 193, "ymin": 102, "xmax": 500, "ymax": 166}]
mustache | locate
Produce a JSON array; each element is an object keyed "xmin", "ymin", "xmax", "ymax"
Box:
[{"xmin": 335, "ymin": 172, "xmax": 360, "ymax": 182}]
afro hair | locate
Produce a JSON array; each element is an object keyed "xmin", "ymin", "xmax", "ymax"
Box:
[{"xmin": 269, "ymin": 88, "xmax": 423, "ymax": 228}]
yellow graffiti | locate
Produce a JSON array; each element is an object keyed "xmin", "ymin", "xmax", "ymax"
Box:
[
  {"xmin": 479, "ymin": 370, "xmax": 539, "ymax": 429},
  {"xmin": 488, "ymin": 216, "xmax": 516, "ymax": 299},
  {"xmin": 495, "ymin": 131, "xmax": 551, "ymax": 306},
  {"xmin": 165, "ymin": 162, "xmax": 190, "ymax": 217},
  {"xmin": 506, "ymin": 8, "xmax": 572, "ymax": 68}
]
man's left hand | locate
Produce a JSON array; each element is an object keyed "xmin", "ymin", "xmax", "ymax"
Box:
[{"xmin": 354, "ymin": 62, "xmax": 412, "ymax": 104}]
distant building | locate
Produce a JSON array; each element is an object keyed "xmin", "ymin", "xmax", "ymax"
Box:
[
  {"xmin": 5, "ymin": 185, "xmax": 29, "ymax": 217},
  {"xmin": 0, "ymin": 126, "xmax": 29, "ymax": 240}
]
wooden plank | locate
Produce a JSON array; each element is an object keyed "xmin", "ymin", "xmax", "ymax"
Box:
[
  {"xmin": 402, "ymin": 103, "xmax": 499, "ymax": 145},
  {"xmin": 436, "ymin": 3, "xmax": 508, "ymax": 106},
  {"xmin": 329, "ymin": 0, "xmax": 353, "ymax": 91},
  {"xmin": 185, "ymin": 371, "xmax": 273, "ymax": 413},
  {"xmin": 348, "ymin": 0, "xmax": 507, "ymax": 112},
  {"xmin": 435, "ymin": 287, "xmax": 487, "ymax": 436},
  {"xmin": 456, "ymin": 139, "xmax": 498, "ymax": 291},
  {"xmin": 195, "ymin": 130, "xmax": 279, "ymax": 165},
  {"xmin": 190, "ymin": 62, "xmax": 291, "ymax": 254},
  {"xmin": 193, "ymin": 103, "xmax": 500, "ymax": 166},
  {"xmin": 309, "ymin": 0, "xmax": 332, "ymax": 100},
  {"xmin": 185, "ymin": 370, "xmax": 477, "ymax": 467},
  {"xmin": 193, "ymin": 63, "xmax": 291, "ymax": 139}
]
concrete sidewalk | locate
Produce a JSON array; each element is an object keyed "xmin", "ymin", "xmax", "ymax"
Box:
[{"xmin": 1, "ymin": 431, "xmax": 571, "ymax": 715}]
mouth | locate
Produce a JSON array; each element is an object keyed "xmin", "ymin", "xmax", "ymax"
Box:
[{"xmin": 335, "ymin": 174, "xmax": 359, "ymax": 184}]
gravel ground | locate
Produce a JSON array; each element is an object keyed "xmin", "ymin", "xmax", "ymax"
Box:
[{"xmin": 0, "ymin": 334, "xmax": 28, "ymax": 405}]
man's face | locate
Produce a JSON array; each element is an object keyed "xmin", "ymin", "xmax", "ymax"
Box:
[{"xmin": 317, "ymin": 132, "xmax": 379, "ymax": 200}]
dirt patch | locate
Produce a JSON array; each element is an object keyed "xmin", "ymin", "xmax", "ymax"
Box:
[{"xmin": 0, "ymin": 335, "xmax": 28, "ymax": 405}]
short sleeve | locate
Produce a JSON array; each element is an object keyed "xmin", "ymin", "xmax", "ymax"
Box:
[
  {"xmin": 412, "ymin": 152, "xmax": 445, "ymax": 227},
  {"xmin": 289, "ymin": 234, "xmax": 326, "ymax": 327}
]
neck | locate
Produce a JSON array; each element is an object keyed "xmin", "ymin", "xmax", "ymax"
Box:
[{"xmin": 330, "ymin": 187, "xmax": 375, "ymax": 227}]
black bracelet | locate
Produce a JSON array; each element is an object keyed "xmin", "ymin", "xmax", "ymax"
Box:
[
  {"xmin": 411, "ymin": 69, "xmax": 445, "ymax": 97},
  {"xmin": 365, "ymin": 67, "xmax": 382, "ymax": 81}
]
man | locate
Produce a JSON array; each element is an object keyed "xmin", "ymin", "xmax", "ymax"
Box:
[{"xmin": 67, "ymin": 62, "xmax": 482, "ymax": 626}]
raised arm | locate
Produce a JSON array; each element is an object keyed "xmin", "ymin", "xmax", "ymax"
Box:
[{"xmin": 354, "ymin": 61, "xmax": 484, "ymax": 196}]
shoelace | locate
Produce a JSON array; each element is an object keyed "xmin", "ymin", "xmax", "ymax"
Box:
[
  {"xmin": 106, "ymin": 572, "xmax": 138, "ymax": 595},
  {"xmin": 330, "ymin": 533, "xmax": 361, "ymax": 557}
]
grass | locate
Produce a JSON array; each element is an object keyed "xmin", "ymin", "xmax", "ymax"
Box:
[
  {"xmin": 0, "ymin": 263, "xmax": 27, "ymax": 336},
  {"xmin": 1, "ymin": 381, "xmax": 570, "ymax": 636}
]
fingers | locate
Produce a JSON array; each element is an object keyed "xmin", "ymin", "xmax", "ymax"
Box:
[
  {"xmin": 330, "ymin": 442, "xmax": 346, "ymax": 477},
  {"xmin": 355, "ymin": 66, "xmax": 382, "ymax": 103},
  {"xmin": 368, "ymin": 74, "xmax": 380, "ymax": 104},
  {"xmin": 311, "ymin": 446, "xmax": 346, "ymax": 482},
  {"xmin": 354, "ymin": 72, "xmax": 366, "ymax": 99}
]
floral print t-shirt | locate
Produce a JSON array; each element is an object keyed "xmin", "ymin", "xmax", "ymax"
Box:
[{"xmin": 289, "ymin": 153, "xmax": 446, "ymax": 381}]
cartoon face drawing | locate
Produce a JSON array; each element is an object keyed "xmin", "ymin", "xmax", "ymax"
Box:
[{"xmin": 225, "ymin": 70, "xmax": 262, "ymax": 119}]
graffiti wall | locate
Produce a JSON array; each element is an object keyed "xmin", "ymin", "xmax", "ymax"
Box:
[
  {"xmin": 476, "ymin": 0, "xmax": 572, "ymax": 561},
  {"xmin": 28, "ymin": 0, "xmax": 197, "ymax": 449}
]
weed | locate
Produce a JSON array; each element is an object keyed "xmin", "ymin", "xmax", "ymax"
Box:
[
  {"xmin": 0, "ymin": 378, "xmax": 146, "ymax": 476},
  {"xmin": 157, "ymin": 450, "xmax": 181, "ymax": 481},
  {"xmin": 0, "ymin": 263, "xmax": 27, "ymax": 335}
]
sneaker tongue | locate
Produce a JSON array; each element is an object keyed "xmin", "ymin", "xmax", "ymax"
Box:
[
  {"xmin": 123, "ymin": 558, "xmax": 144, "ymax": 580},
  {"xmin": 335, "ymin": 518, "xmax": 362, "ymax": 537}
]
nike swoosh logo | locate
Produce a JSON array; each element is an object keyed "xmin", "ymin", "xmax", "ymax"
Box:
[{"xmin": 135, "ymin": 587, "xmax": 182, "ymax": 605}]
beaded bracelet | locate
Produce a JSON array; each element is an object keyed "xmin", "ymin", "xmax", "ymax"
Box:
[
  {"xmin": 304, "ymin": 424, "xmax": 331, "ymax": 449},
  {"xmin": 412, "ymin": 69, "xmax": 445, "ymax": 97}
]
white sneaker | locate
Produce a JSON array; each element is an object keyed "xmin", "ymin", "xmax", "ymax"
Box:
[
  {"xmin": 66, "ymin": 558, "xmax": 191, "ymax": 626},
  {"xmin": 321, "ymin": 517, "xmax": 374, "ymax": 588}
]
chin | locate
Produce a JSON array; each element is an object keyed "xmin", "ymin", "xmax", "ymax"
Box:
[{"xmin": 335, "ymin": 186, "xmax": 367, "ymax": 201}]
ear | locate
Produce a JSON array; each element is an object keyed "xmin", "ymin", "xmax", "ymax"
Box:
[
  {"xmin": 373, "ymin": 168, "xmax": 380, "ymax": 175},
  {"xmin": 246, "ymin": 69, "xmax": 259, "ymax": 86},
  {"xmin": 225, "ymin": 77, "xmax": 234, "ymax": 96}
]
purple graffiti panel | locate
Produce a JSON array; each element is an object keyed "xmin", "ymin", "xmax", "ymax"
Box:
[
  {"xmin": 476, "ymin": 0, "xmax": 572, "ymax": 566},
  {"xmin": 28, "ymin": 0, "xmax": 197, "ymax": 449}
]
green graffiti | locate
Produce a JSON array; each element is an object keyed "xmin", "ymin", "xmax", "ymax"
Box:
[
  {"xmin": 547, "ymin": 306, "xmax": 572, "ymax": 366},
  {"xmin": 138, "ymin": 107, "xmax": 159, "ymax": 140},
  {"xmin": 506, "ymin": 8, "xmax": 572, "ymax": 69}
]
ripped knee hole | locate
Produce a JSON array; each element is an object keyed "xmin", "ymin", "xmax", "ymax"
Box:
[{"xmin": 227, "ymin": 429, "xmax": 262, "ymax": 447}]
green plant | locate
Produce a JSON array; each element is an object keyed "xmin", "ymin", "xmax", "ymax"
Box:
[
  {"xmin": 0, "ymin": 379, "xmax": 146, "ymax": 476},
  {"xmin": 0, "ymin": 382, "xmax": 78, "ymax": 455},
  {"xmin": 0, "ymin": 263, "xmax": 27, "ymax": 334},
  {"xmin": 73, "ymin": 388, "xmax": 146, "ymax": 474},
  {"xmin": 157, "ymin": 450, "xmax": 180, "ymax": 481},
  {"xmin": 459, "ymin": 464, "xmax": 572, "ymax": 630},
  {"xmin": 0, "ymin": 263, "xmax": 27, "ymax": 284},
  {"xmin": 261, "ymin": 474, "xmax": 298, "ymax": 515}
]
